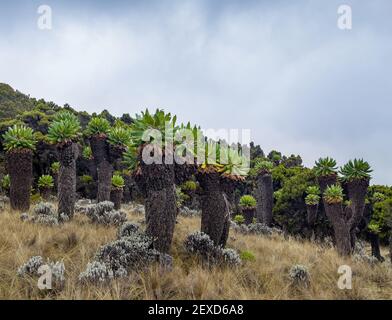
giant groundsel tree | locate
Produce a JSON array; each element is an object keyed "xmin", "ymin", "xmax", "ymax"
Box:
[
  {"xmin": 47, "ymin": 110, "xmax": 81, "ymax": 219},
  {"xmin": 2, "ymin": 125, "xmax": 37, "ymax": 211}
]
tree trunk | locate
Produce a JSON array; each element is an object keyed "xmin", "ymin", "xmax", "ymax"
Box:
[
  {"xmin": 389, "ymin": 234, "xmax": 392, "ymax": 264},
  {"xmin": 306, "ymin": 204, "xmax": 318, "ymax": 227},
  {"xmin": 317, "ymin": 174, "xmax": 338, "ymax": 193},
  {"xmin": 255, "ymin": 173, "xmax": 273, "ymax": 226},
  {"xmin": 135, "ymin": 149, "xmax": 177, "ymax": 254},
  {"xmin": 57, "ymin": 142, "xmax": 77, "ymax": 219},
  {"xmin": 7, "ymin": 149, "xmax": 33, "ymax": 211},
  {"xmin": 40, "ymin": 187, "xmax": 51, "ymax": 200},
  {"xmin": 324, "ymin": 202, "xmax": 351, "ymax": 256},
  {"xmin": 111, "ymin": 188, "xmax": 123, "ymax": 210},
  {"xmin": 90, "ymin": 135, "xmax": 113, "ymax": 202},
  {"xmin": 198, "ymin": 172, "xmax": 228, "ymax": 246},
  {"xmin": 242, "ymin": 208, "xmax": 255, "ymax": 225},
  {"xmin": 347, "ymin": 179, "xmax": 369, "ymax": 250},
  {"xmin": 369, "ymin": 233, "xmax": 384, "ymax": 262}
]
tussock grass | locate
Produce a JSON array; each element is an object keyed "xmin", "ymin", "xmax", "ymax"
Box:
[{"xmin": 0, "ymin": 204, "xmax": 391, "ymax": 300}]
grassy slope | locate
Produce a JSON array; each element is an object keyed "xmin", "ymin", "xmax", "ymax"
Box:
[{"xmin": 0, "ymin": 204, "xmax": 391, "ymax": 300}]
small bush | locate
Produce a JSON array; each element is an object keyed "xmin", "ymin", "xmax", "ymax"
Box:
[
  {"xmin": 112, "ymin": 174, "xmax": 125, "ymax": 188},
  {"xmin": 50, "ymin": 162, "xmax": 60, "ymax": 174},
  {"xmin": 289, "ymin": 265, "xmax": 310, "ymax": 287},
  {"xmin": 2, "ymin": 125, "xmax": 37, "ymax": 152},
  {"xmin": 81, "ymin": 175, "xmax": 93, "ymax": 184},
  {"xmin": 239, "ymin": 195, "xmax": 256, "ymax": 208},
  {"xmin": 221, "ymin": 248, "xmax": 242, "ymax": 267},
  {"xmin": 38, "ymin": 175, "xmax": 54, "ymax": 189},
  {"xmin": 1, "ymin": 174, "xmax": 10, "ymax": 190},
  {"xmin": 85, "ymin": 117, "xmax": 110, "ymax": 136},
  {"xmin": 117, "ymin": 221, "xmax": 141, "ymax": 238},
  {"xmin": 240, "ymin": 250, "xmax": 256, "ymax": 262},
  {"xmin": 86, "ymin": 201, "xmax": 126, "ymax": 226},
  {"xmin": 181, "ymin": 180, "xmax": 197, "ymax": 191},
  {"xmin": 233, "ymin": 215, "xmax": 245, "ymax": 225},
  {"xmin": 33, "ymin": 202, "xmax": 55, "ymax": 216}
]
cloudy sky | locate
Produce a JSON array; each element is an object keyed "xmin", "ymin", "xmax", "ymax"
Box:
[{"xmin": 0, "ymin": 0, "xmax": 391, "ymax": 184}]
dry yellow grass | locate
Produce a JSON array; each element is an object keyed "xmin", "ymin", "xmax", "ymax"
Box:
[{"xmin": 0, "ymin": 203, "xmax": 391, "ymax": 300}]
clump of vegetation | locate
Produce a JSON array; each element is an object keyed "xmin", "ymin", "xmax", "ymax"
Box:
[
  {"xmin": 340, "ymin": 159, "xmax": 372, "ymax": 182},
  {"xmin": 233, "ymin": 214, "xmax": 245, "ymax": 225},
  {"xmin": 181, "ymin": 180, "xmax": 197, "ymax": 191},
  {"xmin": 17, "ymin": 256, "xmax": 65, "ymax": 290},
  {"xmin": 323, "ymin": 184, "xmax": 344, "ymax": 204},
  {"xmin": 38, "ymin": 175, "xmax": 54, "ymax": 199},
  {"xmin": 111, "ymin": 174, "xmax": 125, "ymax": 189},
  {"xmin": 82, "ymin": 145, "xmax": 93, "ymax": 160},
  {"xmin": 314, "ymin": 157, "xmax": 338, "ymax": 193},
  {"xmin": 289, "ymin": 265, "xmax": 310, "ymax": 287},
  {"xmin": 1, "ymin": 174, "xmax": 10, "ymax": 192},
  {"xmin": 81, "ymin": 175, "xmax": 93, "ymax": 184},
  {"xmin": 239, "ymin": 195, "xmax": 257, "ymax": 208},
  {"xmin": 85, "ymin": 117, "xmax": 111, "ymax": 137},
  {"xmin": 184, "ymin": 231, "xmax": 242, "ymax": 266},
  {"xmin": 240, "ymin": 250, "xmax": 256, "ymax": 262},
  {"xmin": 85, "ymin": 201, "xmax": 126, "ymax": 226},
  {"xmin": 50, "ymin": 162, "xmax": 60, "ymax": 174}
]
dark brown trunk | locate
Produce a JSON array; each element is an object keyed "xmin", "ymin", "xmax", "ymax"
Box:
[
  {"xmin": 97, "ymin": 160, "xmax": 113, "ymax": 202},
  {"xmin": 57, "ymin": 142, "xmax": 77, "ymax": 219},
  {"xmin": 242, "ymin": 208, "xmax": 255, "ymax": 225},
  {"xmin": 198, "ymin": 172, "xmax": 229, "ymax": 246},
  {"xmin": 7, "ymin": 149, "xmax": 33, "ymax": 211},
  {"xmin": 255, "ymin": 173, "xmax": 273, "ymax": 226},
  {"xmin": 53, "ymin": 172, "xmax": 58, "ymax": 194},
  {"xmin": 369, "ymin": 233, "xmax": 384, "ymax": 262},
  {"xmin": 306, "ymin": 204, "xmax": 318, "ymax": 227},
  {"xmin": 347, "ymin": 179, "xmax": 369, "ymax": 249},
  {"xmin": 90, "ymin": 135, "xmax": 113, "ymax": 202},
  {"xmin": 136, "ymin": 148, "xmax": 177, "ymax": 253},
  {"xmin": 111, "ymin": 188, "xmax": 123, "ymax": 210},
  {"xmin": 40, "ymin": 187, "xmax": 51, "ymax": 200},
  {"xmin": 324, "ymin": 201, "xmax": 351, "ymax": 256},
  {"xmin": 390, "ymin": 234, "xmax": 392, "ymax": 264},
  {"xmin": 317, "ymin": 174, "xmax": 337, "ymax": 193}
]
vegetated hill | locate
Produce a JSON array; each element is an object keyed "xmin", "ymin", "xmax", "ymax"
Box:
[{"xmin": 0, "ymin": 83, "xmax": 36, "ymax": 119}]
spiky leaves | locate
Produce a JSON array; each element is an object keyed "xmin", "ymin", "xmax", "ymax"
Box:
[
  {"xmin": 239, "ymin": 195, "xmax": 257, "ymax": 209},
  {"xmin": 38, "ymin": 175, "xmax": 54, "ymax": 200},
  {"xmin": 340, "ymin": 159, "xmax": 372, "ymax": 182},
  {"xmin": 108, "ymin": 127, "xmax": 131, "ymax": 148},
  {"xmin": 82, "ymin": 146, "xmax": 93, "ymax": 160},
  {"xmin": 253, "ymin": 159, "xmax": 274, "ymax": 176},
  {"xmin": 323, "ymin": 184, "xmax": 344, "ymax": 204},
  {"xmin": 50, "ymin": 162, "xmax": 60, "ymax": 174},
  {"xmin": 314, "ymin": 157, "xmax": 337, "ymax": 176},
  {"xmin": 2, "ymin": 125, "xmax": 37, "ymax": 152},
  {"xmin": 47, "ymin": 111, "xmax": 81, "ymax": 145},
  {"xmin": 38, "ymin": 175, "xmax": 54, "ymax": 189},
  {"xmin": 85, "ymin": 117, "xmax": 110, "ymax": 138},
  {"xmin": 111, "ymin": 174, "xmax": 125, "ymax": 189},
  {"xmin": 314, "ymin": 157, "xmax": 338, "ymax": 192}
]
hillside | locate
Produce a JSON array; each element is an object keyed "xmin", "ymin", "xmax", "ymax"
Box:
[
  {"xmin": 0, "ymin": 83, "xmax": 36, "ymax": 119},
  {"xmin": 0, "ymin": 202, "xmax": 391, "ymax": 300}
]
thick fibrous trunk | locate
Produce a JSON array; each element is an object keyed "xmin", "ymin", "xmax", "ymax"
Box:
[
  {"xmin": 324, "ymin": 202, "xmax": 351, "ymax": 256},
  {"xmin": 90, "ymin": 135, "xmax": 112, "ymax": 202},
  {"xmin": 57, "ymin": 142, "xmax": 77, "ymax": 219},
  {"xmin": 40, "ymin": 187, "xmax": 51, "ymax": 200},
  {"xmin": 306, "ymin": 204, "xmax": 318, "ymax": 227},
  {"xmin": 389, "ymin": 234, "xmax": 392, "ymax": 264},
  {"xmin": 135, "ymin": 148, "xmax": 177, "ymax": 253},
  {"xmin": 255, "ymin": 173, "xmax": 273, "ymax": 226},
  {"xmin": 97, "ymin": 161, "xmax": 113, "ymax": 202},
  {"xmin": 7, "ymin": 149, "xmax": 33, "ymax": 211},
  {"xmin": 111, "ymin": 188, "xmax": 123, "ymax": 210},
  {"xmin": 317, "ymin": 174, "xmax": 337, "ymax": 193},
  {"xmin": 347, "ymin": 179, "xmax": 370, "ymax": 249},
  {"xmin": 242, "ymin": 208, "xmax": 255, "ymax": 225},
  {"xmin": 369, "ymin": 233, "xmax": 384, "ymax": 262},
  {"xmin": 198, "ymin": 172, "xmax": 229, "ymax": 246}
]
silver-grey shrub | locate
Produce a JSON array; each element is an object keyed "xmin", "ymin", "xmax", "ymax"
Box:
[
  {"xmin": 117, "ymin": 221, "xmax": 141, "ymax": 238},
  {"xmin": 86, "ymin": 201, "xmax": 126, "ymax": 226},
  {"xmin": 289, "ymin": 264, "xmax": 310, "ymax": 286}
]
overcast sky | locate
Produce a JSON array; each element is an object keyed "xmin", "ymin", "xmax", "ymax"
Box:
[{"xmin": 0, "ymin": 0, "xmax": 391, "ymax": 184}]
